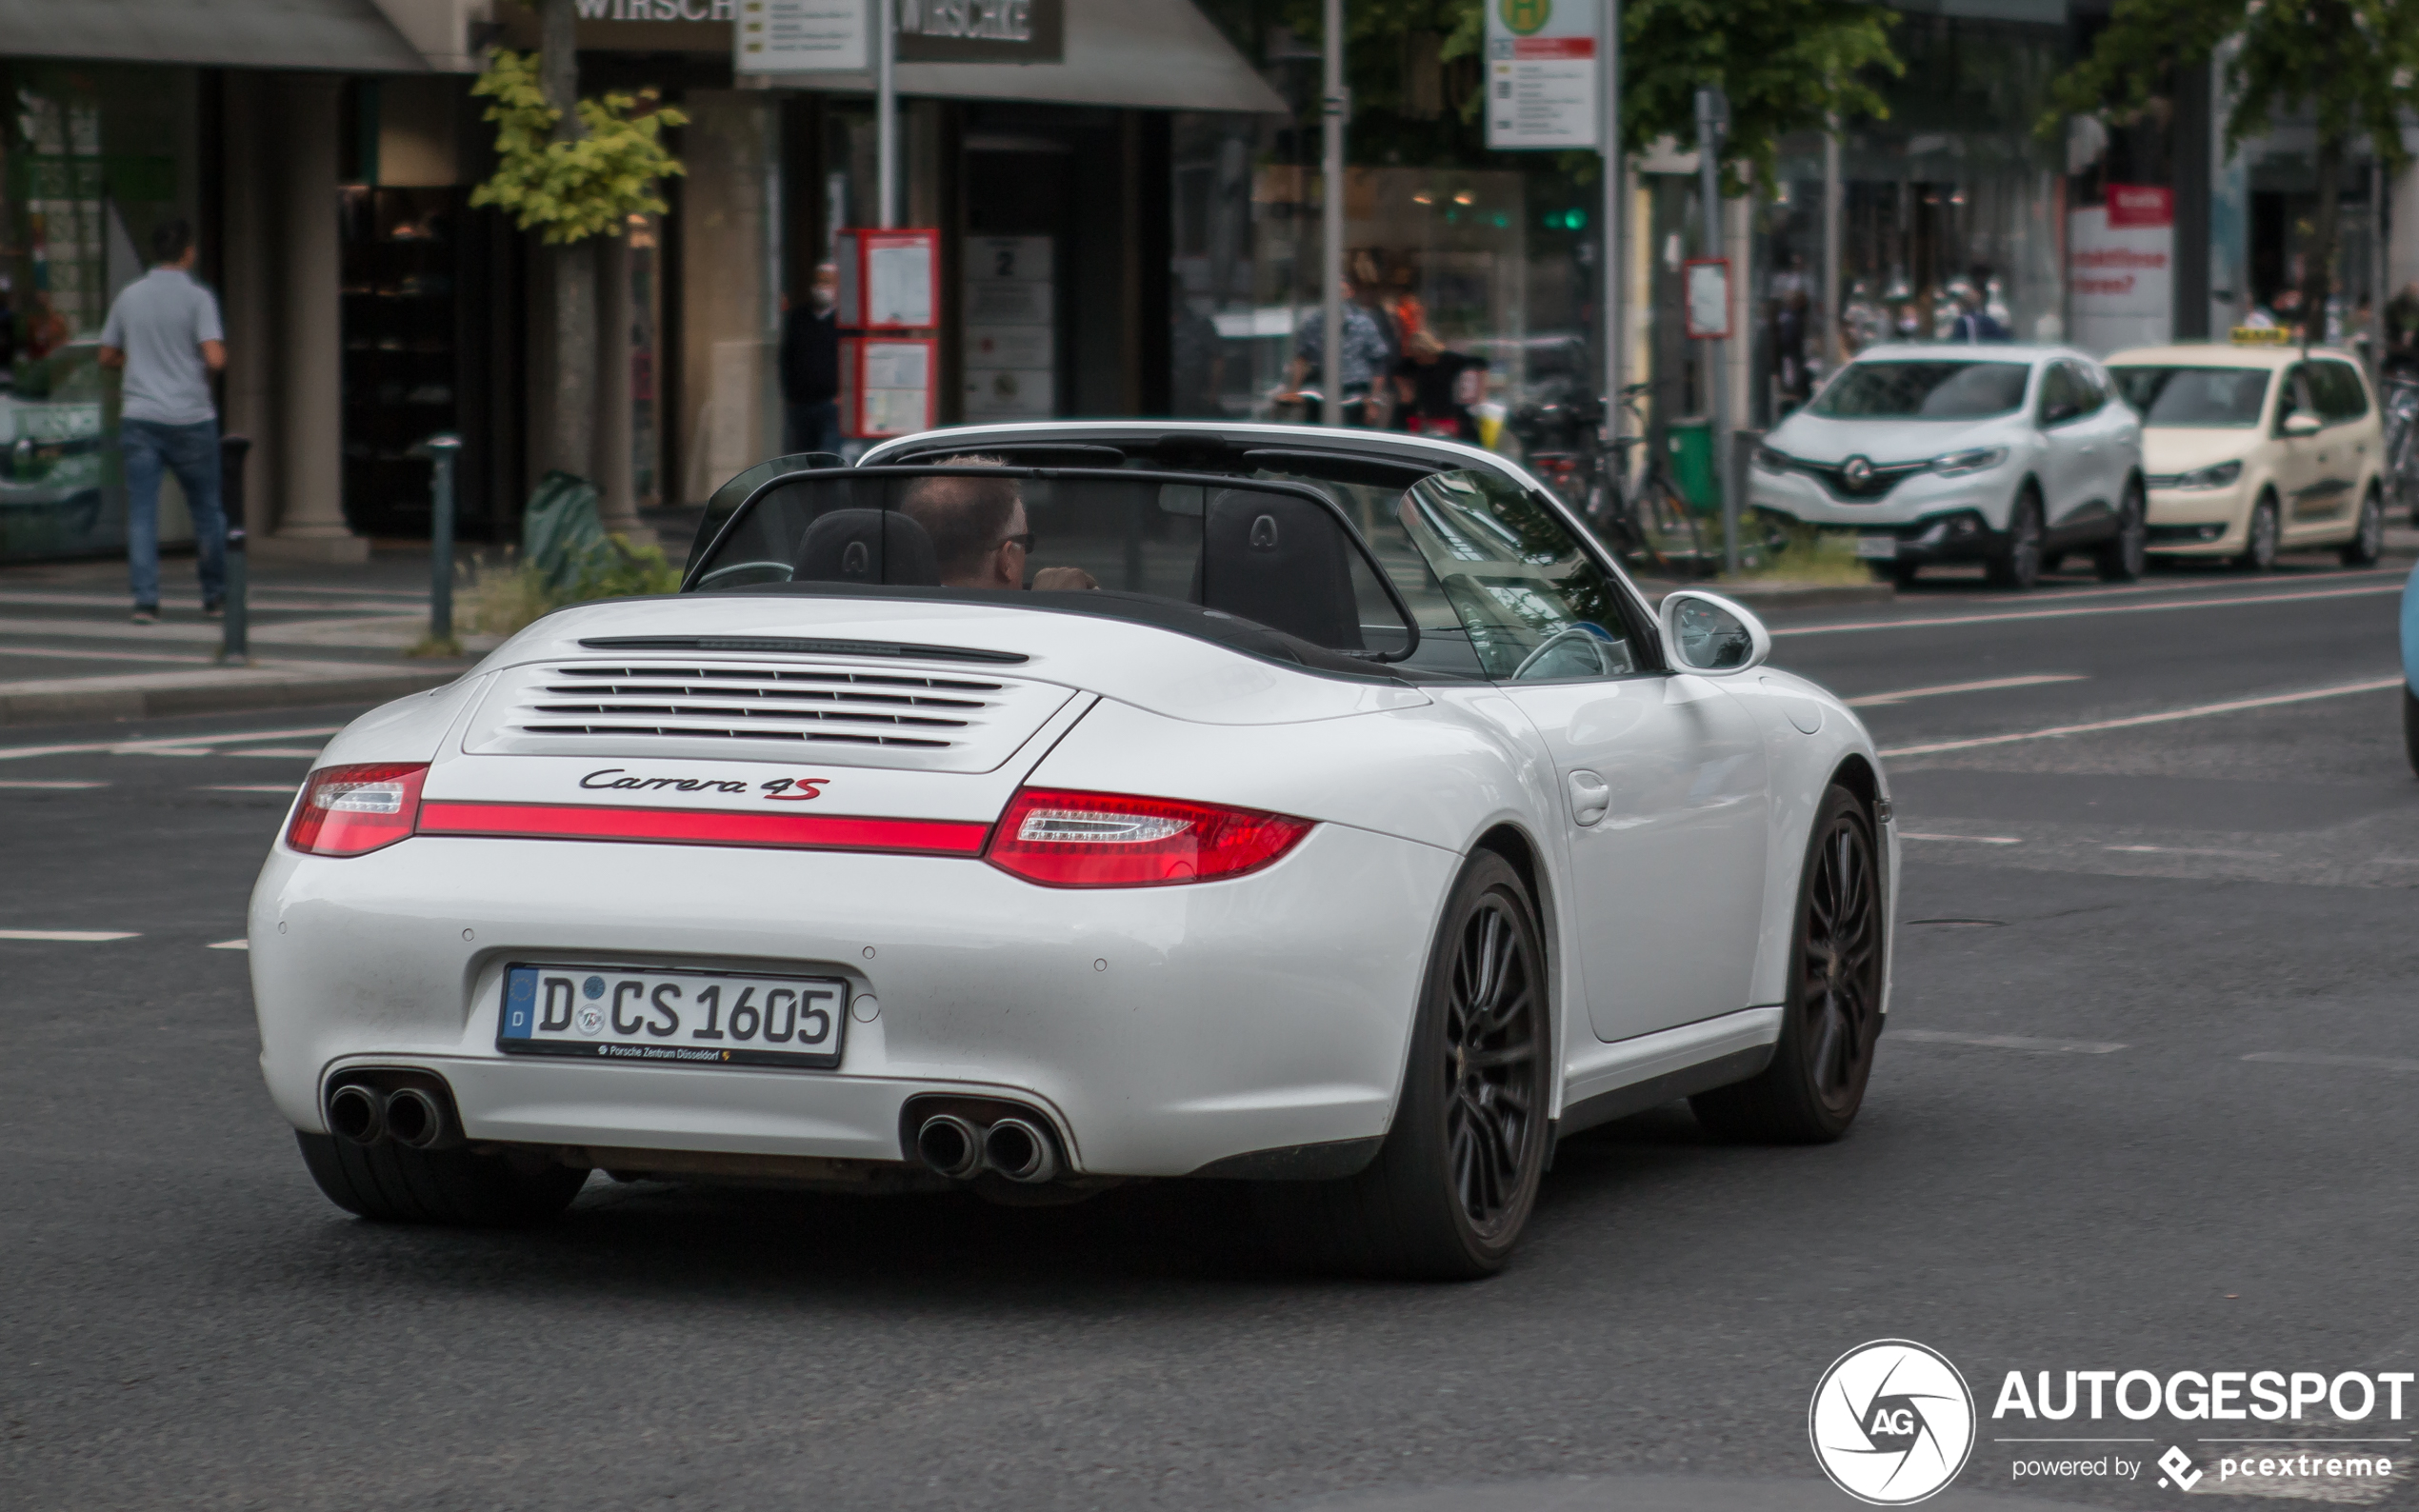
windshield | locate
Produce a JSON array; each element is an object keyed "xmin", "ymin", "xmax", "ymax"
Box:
[
  {"xmin": 685, "ymin": 462, "xmax": 1644, "ymax": 682},
  {"xmin": 2109, "ymin": 366, "xmax": 2270, "ymax": 428},
  {"xmin": 1810, "ymin": 361, "xmax": 2031, "ymax": 420}
]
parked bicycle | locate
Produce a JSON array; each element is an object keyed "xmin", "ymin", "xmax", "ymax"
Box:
[
  {"xmin": 1508, "ymin": 381, "xmax": 1707, "ymax": 576},
  {"xmin": 2383, "ymin": 375, "xmax": 2419, "ymax": 525}
]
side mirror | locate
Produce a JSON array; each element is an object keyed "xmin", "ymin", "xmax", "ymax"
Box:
[
  {"xmin": 2281, "ymin": 412, "xmax": 2321, "ymax": 438},
  {"xmin": 1660, "ymin": 589, "xmax": 1770, "ymax": 675}
]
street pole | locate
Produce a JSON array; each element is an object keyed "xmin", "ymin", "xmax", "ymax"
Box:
[
  {"xmin": 216, "ymin": 435, "xmax": 251, "ymax": 666},
  {"xmin": 1823, "ymin": 116, "xmax": 1843, "ymax": 368},
  {"xmin": 875, "ymin": 0, "xmax": 897, "ymax": 229},
  {"xmin": 1320, "ymin": 0, "xmax": 1346, "ymax": 428},
  {"xmin": 1601, "ymin": 0, "xmax": 1623, "ymax": 454},
  {"xmin": 1696, "ymin": 86, "xmax": 1736, "ymax": 577}
]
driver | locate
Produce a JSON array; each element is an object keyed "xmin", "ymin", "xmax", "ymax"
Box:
[{"xmin": 897, "ymin": 456, "xmax": 1097, "ymax": 590}]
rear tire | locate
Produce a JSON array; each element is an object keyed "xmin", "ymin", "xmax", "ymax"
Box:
[
  {"xmin": 2343, "ymin": 487, "xmax": 2385, "ymax": 567},
  {"xmin": 1691, "ymin": 786, "xmax": 1884, "ymax": 1143},
  {"xmin": 297, "ymin": 1132, "xmax": 589, "ymax": 1226},
  {"xmin": 2096, "ymin": 478, "xmax": 2148, "ymax": 583},
  {"xmin": 2405, "ymin": 686, "xmax": 2419, "ymax": 779},
  {"xmin": 1985, "ymin": 487, "xmax": 2044, "ymax": 589},
  {"xmin": 1255, "ymin": 851, "xmax": 1551, "ymax": 1279}
]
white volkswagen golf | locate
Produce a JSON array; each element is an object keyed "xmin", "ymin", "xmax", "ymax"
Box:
[
  {"xmin": 1750, "ymin": 345, "xmax": 2146, "ymax": 588},
  {"xmin": 250, "ymin": 425, "xmax": 1896, "ymax": 1278}
]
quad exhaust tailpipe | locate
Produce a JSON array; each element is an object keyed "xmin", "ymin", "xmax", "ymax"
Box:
[
  {"xmin": 327, "ymin": 1079, "xmax": 452, "ymax": 1149},
  {"xmin": 913, "ymin": 1110, "xmax": 1063, "ymax": 1184},
  {"xmin": 982, "ymin": 1117, "xmax": 1060, "ymax": 1184},
  {"xmin": 915, "ymin": 1114, "xmax": 986, "ymax": 1180}
]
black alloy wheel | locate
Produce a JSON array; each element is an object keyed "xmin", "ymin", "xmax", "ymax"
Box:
[
  {"xmin": 2096, "ymin": 478, "xmax": 2148, "ymax": 582},
  {"xmin": 2239, "ymin": 492, "xmax": 2281, "ymax": 571},
  {"xmin": 2343, "ymin": 487, "xmax": 2386, "ymax": 567},
  {"xmin": 1256, "ymin": 851, "xmax": 1550, "ymax": 1278},
  {"xmin": 1986, "ymin": 488, "xmax": 2044, "ymax": 589},
  {"xmin": 1692, "ymin": 785, "xmax": 1885, "ymax": 1142}
]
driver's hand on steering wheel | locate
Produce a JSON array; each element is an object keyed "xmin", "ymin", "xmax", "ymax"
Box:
[{"xmin": 1031, "ymin": 566, "xmax": 1099, "ymax": 591}]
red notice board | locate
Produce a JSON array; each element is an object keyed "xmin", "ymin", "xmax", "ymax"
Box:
[{"xmin": 835, "ymin": 229, "xmax": 940, "ymax": 332}]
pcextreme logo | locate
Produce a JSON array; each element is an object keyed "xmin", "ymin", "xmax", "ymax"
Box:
[
  {"xmin": 1809, "ymin": 1340, "xmax": 1979, "ymax": 1505},
  {"xmin": 1498, "ymin": 0, "xmax": 1550, "ymax": 35}
]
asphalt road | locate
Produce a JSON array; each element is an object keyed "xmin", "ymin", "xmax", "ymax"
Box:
[{"xmin": 6, "ymin": 557, "xmax": 2417, "ymax": 1512}]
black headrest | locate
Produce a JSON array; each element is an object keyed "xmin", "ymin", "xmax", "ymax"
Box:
[
  {"xmin": 1198, "ymin": 490, "xmax": 1364, "ymax": 651},
  {"xmin": 792, "ymin": 508, "xmax": 940, "ymax": 587}
]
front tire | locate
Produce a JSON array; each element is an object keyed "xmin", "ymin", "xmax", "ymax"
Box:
[
  {"xmin": 2405, "ymin": 686, "xmax": 2419, "ymax": 779},
  {"xmin": 1256, "ymin": 851, "xmax": 1551, "ymax": 1278},
  {"xmin": 297, "ymin": 1132, "xmax": 589, "ymax": 1226},
  {"xmin": 1690, "ymin": 786, "xmax": 1885, "ymax": 1143},
  {"xmin": 2238, "ymin": 491, "xmax": 2281, "ymax": 571},
  {"xmin": 1985, "ymin": 487, "xmax": 2044, "ymax": 589},
  {"xmin": 2096, "ymin": 478, "xmax": 2148, "ymax": 582},
  {"xmin": 2343, "ymin": 487, "xmax": 2385, "ymax": 567}
]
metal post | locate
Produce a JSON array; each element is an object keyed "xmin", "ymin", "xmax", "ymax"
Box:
[
  {"xmin": 1320, "ymin": 0, "xmax": 1346, "ymax": 428},
  {"xmin": 1601, "ymin": 0, "xmax": 1623, "ymax": 453},
  {"xmin": 1696, "ymin": 86, "xmax": 1736, "ymax": 577},
  {"xmin": 875, "ymin": 0, "xmax": 897, "ymax": 229},
  {"xmin": 416, "ymin": 433, "xmax": 463, "ymax": 646},
  {"xmin": 216, "ymin": 435, "xmax": 251, "ymax": 666},
  {"xmin": 1823, "ymin": 118, "xmax": 1843, "ymax": 368}
]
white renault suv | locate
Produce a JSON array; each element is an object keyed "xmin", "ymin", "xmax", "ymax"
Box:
[{"xmin": 1750, "ymin": 344, "xmax": 2146, "ymax": 588}]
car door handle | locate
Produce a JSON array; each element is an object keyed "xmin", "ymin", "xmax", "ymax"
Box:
[{"xmin": 1569, "ymin": 769, "xmax": 1610, "ymax": 826}]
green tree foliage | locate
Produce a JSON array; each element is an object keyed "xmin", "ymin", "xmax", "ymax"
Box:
[
  {"xmin": 2049, "ymin": 0, "xmax": 2419, "ymax": 328},
  {"xmin": 469, "ymin": 49, "xmax": 688, "ymax": 245},
  {"xmin": 1251, "ymin": 0, "xmax": 1900, "ymax": 187}
]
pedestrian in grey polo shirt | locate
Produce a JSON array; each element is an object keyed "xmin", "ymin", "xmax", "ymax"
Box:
[{"xmin": 99, "ymin": 220, "xmax": 228, "ymax": 624}]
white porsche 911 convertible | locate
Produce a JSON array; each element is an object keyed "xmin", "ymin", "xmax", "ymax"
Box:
[{"xmin": 250, "ymin": 423, "xmax": 1896, "ymax": 1278}]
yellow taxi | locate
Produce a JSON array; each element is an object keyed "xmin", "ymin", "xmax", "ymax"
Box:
[{"xmin": 2105, "ymin": 339, "xmax": 2386, "ymax": 569}]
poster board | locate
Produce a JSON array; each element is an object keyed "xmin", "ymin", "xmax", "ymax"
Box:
[
  {"xmin": 1485, "ymin": 0, "xmax": 1600, "ymax": 149},
  {"xmin": 835, "ymin": 229, "xmax": 940, "ymax": 332},
  {"xmin": 841, "ymin": 337, "xmax": 936, "ymax": 438}
]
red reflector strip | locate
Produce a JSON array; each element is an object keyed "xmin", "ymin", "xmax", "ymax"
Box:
[{"xmin": 415, "ymin": 801, "xmax": 990, "ymax": 857}]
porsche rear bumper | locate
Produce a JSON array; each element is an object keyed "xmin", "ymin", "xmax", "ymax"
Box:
[{"xmin": 250, "ymin": 824, "xmax": 1455, "ymax": 1179}]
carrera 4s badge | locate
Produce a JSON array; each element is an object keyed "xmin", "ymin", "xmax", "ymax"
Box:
[{"xmin": 579, "ymin": 769, "xmax": 830, "ymax": 802}]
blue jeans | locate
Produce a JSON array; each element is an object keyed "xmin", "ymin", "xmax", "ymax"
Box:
[
  {"xmin": 785, "ymin": 400, "xmax": 845, "ymax": 460},
  {"xmin": 121, "ymin": 418, "xmax": 226, "ymax": 608}
]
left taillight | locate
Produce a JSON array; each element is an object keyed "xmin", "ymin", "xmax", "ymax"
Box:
[
  {"xmin": 986, "ymin": 786, "xmax": 1313, "ymax": 888},
  {"xmin": 287, "ymin": 763, "xmax": 429, "ymax": 857}
]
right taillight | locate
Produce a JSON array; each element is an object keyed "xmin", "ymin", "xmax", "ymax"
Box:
[
  {"xmin": 287, "ymin": 763, "xmax": 429, "ymax": 857},
  {"xmin": 985, "ymin": 786, "xmax": 1313, "ymax": 887}
]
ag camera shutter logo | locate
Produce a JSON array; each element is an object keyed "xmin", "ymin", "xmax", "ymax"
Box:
[{"xmin": 1810, "ymin": 1340, "xmax": 1978, "ymax": 1504}]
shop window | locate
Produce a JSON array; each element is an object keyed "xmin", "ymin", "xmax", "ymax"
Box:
[{"xmin": 339, "ymin": 186, "xmax": 468, "ymax": 536}]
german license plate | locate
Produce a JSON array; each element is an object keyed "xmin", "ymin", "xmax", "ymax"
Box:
[
  {"xmin": 1854, "ymin": 535, "xmax": 1900, "ymax": 560},
  {"xmin": 497, "ymin": 964, "xmax": 845, "ymax": 1069}
]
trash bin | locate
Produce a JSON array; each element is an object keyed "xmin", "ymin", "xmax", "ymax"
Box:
[{"xmin": 1666, "ymin": 418, "xmax": 1719, "ymax": 513}]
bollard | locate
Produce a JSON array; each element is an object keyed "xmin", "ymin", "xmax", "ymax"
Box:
[
  {"xmin": 217, "ymin": 435, "xmax": 252, "ymax": 666},
  {"xmin": 410, "ymin": 432, "xmax": 463, "ymax": 647}
]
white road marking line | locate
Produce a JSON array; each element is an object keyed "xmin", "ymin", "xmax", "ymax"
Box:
[
  {"xmin": 1881, "ymin": 678, "xmax": 2403, "ymax": 758},
  {"xmin": 199, "ymin": 785, "xmax": 298, "ymax": 794},
  {"xmin": 0, "ymin": 779, "xmax": 107, "ymax": 789},
  {"xmin": 1781, "ymin": 582, "xmax": 2400, "ymax": 637},
  {"xmin": 137, "ymin": 748, "xmax": 214, "ymax": 758},
  {"xmin": 1894, "ymin": 1028, "xmax": 2129, "ymax": 1054},
  {"xmin": 206, "ymin": 939, "xmax": 250, "ymax": 950},
  {"xmin": 223, "ymin": 747, "xmax": 322, "ymax": 758},
  {"xmin": 0, "ymin": 929, "xmax": 138, "ymax": 942},
  {"xmin": 1900, "ymin": 831, "xmax": 2024, "ymax": 844},
  {"xmin": 2244, "ymin": 1050, "xmax": 2419, "ymax": 1074},
  {"xmin": 2106, "ymin": 845, "xmax": 2280, "ymax": 859},
  {"xmin": 0, "ymin": 726, "xmax": 340, "ymax": 763},
  {"xmin": 1846, "ymin": 673, "xmax": 2088, "ymax": 707}
]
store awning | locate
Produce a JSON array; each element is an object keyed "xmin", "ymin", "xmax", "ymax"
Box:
[
  {"xmin": 0, "ymin": 0, "xmax": 430, "ymax": 73},
  {"xmin": 754, "ymin": 0, "xmax": 1288, "ymax": 115}
]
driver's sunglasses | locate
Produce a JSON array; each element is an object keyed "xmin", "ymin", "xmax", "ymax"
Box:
[{"xmin": 1001, "ymin": 531, "xmax": 1036, "ymax": 552}]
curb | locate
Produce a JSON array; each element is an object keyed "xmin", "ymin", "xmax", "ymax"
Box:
[{"xmin": 0, "ymin": 666, "xmax": 466, "ymax": 727}]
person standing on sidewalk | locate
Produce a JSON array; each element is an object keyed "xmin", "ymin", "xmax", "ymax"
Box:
[
  {"xmin": 780, "ymin": 261, "xmax": 844, "ymax": 458},
  {"xmin": 98, "ymin": 220, "xmax": 227, "ymax": 624}
]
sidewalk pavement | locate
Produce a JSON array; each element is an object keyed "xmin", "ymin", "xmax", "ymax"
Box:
[{"xmin": 0, "ymin": 548, "xmax": 491, "ymax": 726}]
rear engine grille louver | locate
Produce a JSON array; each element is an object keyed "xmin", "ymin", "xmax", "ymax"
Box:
[{"xmin": 512, "ymin": 664, "xmax": 1010, "ymax": 749}]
